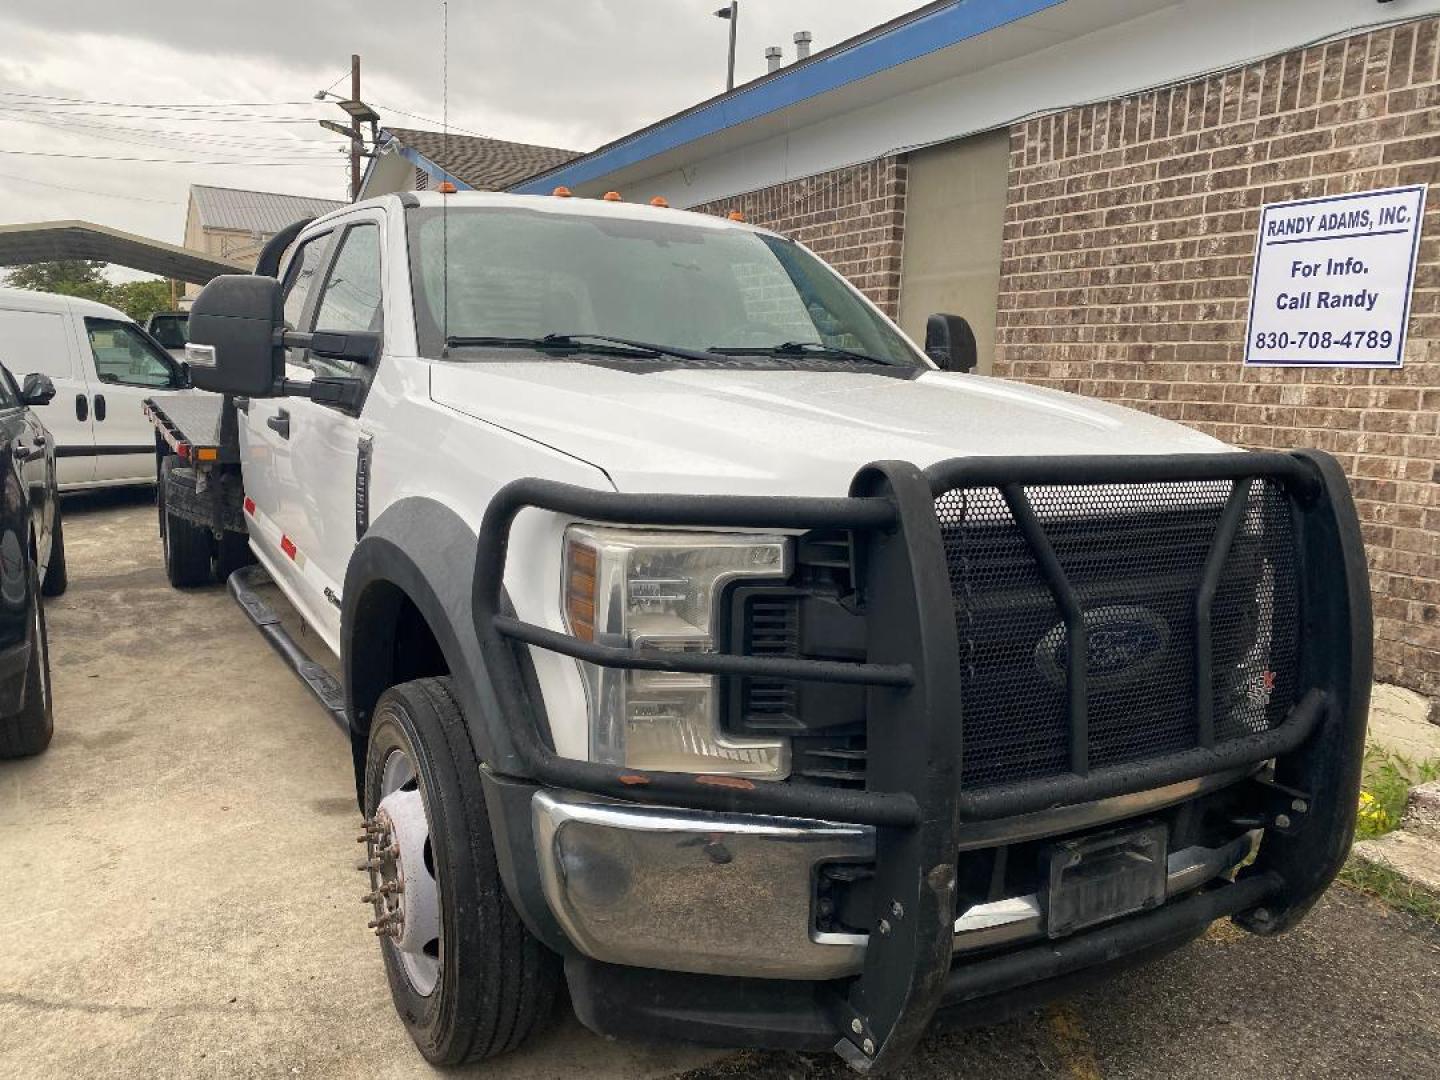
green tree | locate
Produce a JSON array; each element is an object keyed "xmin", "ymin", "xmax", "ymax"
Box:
[
  {"xmin": 109, "ymin": 279, "xmax": 174, "ymax": 324},
  {"xmin": 2, "ymin": 262, "xmax": 177, "ymax": 323},
  {"xmin": 3, "ymin": 260, "xmax": 113, "ymax": 305}
]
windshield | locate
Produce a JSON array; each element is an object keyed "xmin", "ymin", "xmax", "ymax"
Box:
[
  {"xmin": 406, "ymin": 206, "xmax": 924, "ymax": 369},
  {"xmin": 147, "ymin": 314, "xmax": 189, "ymax": 349}
]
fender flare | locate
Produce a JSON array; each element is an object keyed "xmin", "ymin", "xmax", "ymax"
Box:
[{"xmin": 342, "ymin": 497, "xmax": 542, "ymax": 777}]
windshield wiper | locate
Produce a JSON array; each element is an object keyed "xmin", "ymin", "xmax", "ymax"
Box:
[
  {"xmin": 445, "ymin": 333, "xmax": 724, "ymax": 363},
  {"xmin": 706, "ymin": 340, "xmax": 902, "ymax": 367}
]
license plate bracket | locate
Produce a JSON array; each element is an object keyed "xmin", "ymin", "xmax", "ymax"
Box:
[{"xmin": 1043, "ymin": 823, "xmax": 1167, "ymax": 939}]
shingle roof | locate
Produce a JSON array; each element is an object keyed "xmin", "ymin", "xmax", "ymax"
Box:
[
  {"xmin": 189, "ymin": 185, "xmax": 346, "ymax": 235},
  {"xmin": 385, "ymin": 127, "xmax": 581, "ymax": 192}
]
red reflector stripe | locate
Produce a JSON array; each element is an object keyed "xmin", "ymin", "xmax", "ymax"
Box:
[
  {"xmin": 243, "ymin": 497, "xmax": 256, "ymax": 516},
  {"xmin": 176, "ymin": 442, "xmax": 190, "ymax": 460},
  {"xmin": 280, "ymin": 535, "xmax": 297, "ymax": 560}
]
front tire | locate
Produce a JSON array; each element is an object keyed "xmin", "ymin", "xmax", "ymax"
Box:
[
  {"xmin": 0, "ymin": 563, "xmax": 52, "ymax": 759},
  {"xmin": 362, "ymin": 677, "xmax": 560, "ymax": 1065}
]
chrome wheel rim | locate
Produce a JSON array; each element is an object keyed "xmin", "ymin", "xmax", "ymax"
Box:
[{"xmin": 362, "ymin": 746, "xmax": 442, "ymax": 997}]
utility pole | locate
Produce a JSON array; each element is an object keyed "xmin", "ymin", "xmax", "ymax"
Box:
[
  {"xmin": 319, "ymin": 55, "xmax": 381, "ymax": 201},
  {"xmin": 714, "ymin": 3, "xmax": 739, "ymax": 93},
  {"xmin": 349, "ymin": 54, "xmax": 361, "ymax": 200}
]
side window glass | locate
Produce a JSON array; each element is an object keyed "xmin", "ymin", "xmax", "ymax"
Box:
[
  {"xmin": 84, "ymin": 319, "xmax": 180, "ymax": 388},
  {"xmin": 310, "ymin": 224, "xmax": 383, "ymax": 378},
  {"xmin": 280, "ymin": 234, "xmax": 330, "ymax": 368},
  {"xmin": 0, "ymin": 366, "xmax": 19, "ymax": 409},
  {"xmin": 281, "ymin": 236, "xmax": 329, "ymax": 331}
]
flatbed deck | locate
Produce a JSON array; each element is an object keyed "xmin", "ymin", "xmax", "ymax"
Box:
[{"xmin": 143, "ymin": 394, "xmax": 238, "ymax": 465}]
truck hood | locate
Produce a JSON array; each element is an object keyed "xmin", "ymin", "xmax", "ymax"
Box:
[{"xmin": 428, "ymin": 361, "xmax": 1228, "ymax": 495}]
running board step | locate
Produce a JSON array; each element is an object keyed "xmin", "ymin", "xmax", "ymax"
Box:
[{"xmin": 228, "ymin": 564, "xmax": 349, "ymax": 732}]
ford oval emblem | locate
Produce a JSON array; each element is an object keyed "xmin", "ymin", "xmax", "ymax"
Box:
[{"xmin": 1034, "ymin": 605, "xmax": 1170, "ymax": 690}]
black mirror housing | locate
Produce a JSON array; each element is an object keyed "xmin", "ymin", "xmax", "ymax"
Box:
[
  {"xmin": 19, "ymin": 372, "xmax": 56, "ymax": 406},
  {"xmin": 924, "ymin": 313, "xmax": 978, "ymax": 374},
  {"xmin": 186, "ymin": 275, "xmax": 285, "ymax": 397}
]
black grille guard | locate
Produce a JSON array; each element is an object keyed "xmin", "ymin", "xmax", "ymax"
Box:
[{"xmin": 472, "ymin": 450, "xmax": 1372, "ymax": 1072}]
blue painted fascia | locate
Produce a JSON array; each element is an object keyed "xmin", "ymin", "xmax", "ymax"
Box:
[
  {"xmin": 512, "ymin": 0, "xmax": 1064, "ymax": 195},
  {"xmin": 395, "ymin": 142, "xmax": 475, "ymax": 191}
]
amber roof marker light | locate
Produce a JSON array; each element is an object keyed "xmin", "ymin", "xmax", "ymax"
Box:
[
  {"xmin": 437, "ymin": 180, "xmax": 457, "ymax": 194},
  {"xmin": 650, "ymin": 196, "xmax": 670, "ymax": 207},
  {"xmin": 727, "ymin": 209, "xmax": 746, "ymax": 222},
  {"xmin": 603, "ymin": 191, "xmax": 624, "ymax": 202},
  {"xmin": 552, "ymin": 186, "xmax": 573, "ymax": 197}
]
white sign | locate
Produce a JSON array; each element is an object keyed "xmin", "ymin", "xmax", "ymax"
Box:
[{"xmin": 1244, "ymin": 184, "xmax": 1427, "ymax": 369}]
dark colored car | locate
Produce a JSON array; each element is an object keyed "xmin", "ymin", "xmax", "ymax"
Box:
[
  {"xmin": 145, "ymin": 311, "xmax": 190, "ymax": 362},
  {"xmin": 0, "ymin": 366, "xmax": 66, "ymax": 759}
]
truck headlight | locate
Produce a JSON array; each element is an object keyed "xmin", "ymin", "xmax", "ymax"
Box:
[{"xmin": 562, "ymin": 526, "xmax": 791, "ymax": 778}]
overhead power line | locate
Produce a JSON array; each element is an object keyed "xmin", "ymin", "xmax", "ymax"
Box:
[
  {"xmin": 0, "ymin": 168, "xmax": 180, "ymax": 205},
  {"xmin": 0, "ymin": 148, "xmax": 332, "ymax": 165},
  {"xmin": 0, "ymin": 89, "xmax": 316, "ymax": 110}
]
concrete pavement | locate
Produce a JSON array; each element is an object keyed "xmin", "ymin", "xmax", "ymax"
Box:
[{"xmin": 0, "ymin": 490, "xmax": 720, "ymax": 1080}]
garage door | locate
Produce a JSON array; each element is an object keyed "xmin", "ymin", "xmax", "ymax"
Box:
[{"xmin": 898, "ymin": 130, "xmax": 1009, "ymax": 375}]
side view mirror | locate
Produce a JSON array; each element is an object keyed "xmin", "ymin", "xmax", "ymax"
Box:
[
  {"xmin": 19, "ymin": 373, "xmax": 56, "ymax": 406},
  {"xmin": 186, "ymin": 275, "xmax": 285, "ymax": 396},
  {"xmin": 924, "ymin": 313, "xmax": 978, "ymax": 374}
]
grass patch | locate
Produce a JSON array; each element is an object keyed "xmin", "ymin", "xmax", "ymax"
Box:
[
  {"xmin": 1355, "ymin": 747, "xmax": 1440, "ymax": 841},
  {"xmin": 1339, "ymin": 858, "xmax": 1440, "ymax": 928}
]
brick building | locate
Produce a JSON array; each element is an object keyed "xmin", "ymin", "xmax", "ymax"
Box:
[{"xmin": 515, "ymin": 0, "xmax": 1440, "ymax": 695}]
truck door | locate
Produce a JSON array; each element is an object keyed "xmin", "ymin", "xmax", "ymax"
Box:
[
  {"xmin": 240, "ymin": 227, "xmax": 334, "ymax": 624},
  {"xmin": 79, "ymin": 317, "xmax": 187, "ymax": 484},
  {"xmin": 0, "ymin": 305, "xmax": 95, "ymax": 486},
  {"xmin": 268, "ymin": 218, "xmax": 385, "ymax": 645}
]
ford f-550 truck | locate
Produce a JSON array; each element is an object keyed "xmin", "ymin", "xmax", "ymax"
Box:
[{"xmin": 153, "ymin": 190, "xmax": 1371, "ymax": 1073}]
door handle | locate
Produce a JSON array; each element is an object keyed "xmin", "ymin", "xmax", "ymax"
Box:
[
  {"xmin": 94, "ymin": 394, "xmax": 107, "ymax": 422},
  {"xmin": 267, "ymin": 409, "xmax": 291, "ymax": 439},
  {"xmin": 76, "ymin": 394, "xmax": 88, "ymax": 422}
]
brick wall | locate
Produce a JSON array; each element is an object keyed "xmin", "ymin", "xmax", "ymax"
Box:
[
  {"xmin": 994, "ymin": 20, "xmax": 1440, "ymax": 695},
  {"xmin": 690, "ymin": 156, "xmax": 908, "ymax": 317}
]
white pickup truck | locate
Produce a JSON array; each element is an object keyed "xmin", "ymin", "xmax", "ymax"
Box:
[{"xmin": 157, "ymin": 190, "xmax": 1372, "ymax": 1072}]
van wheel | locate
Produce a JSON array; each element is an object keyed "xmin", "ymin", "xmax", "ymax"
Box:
[
  {"xmin": 160, "ymin": 458, "xmax": 214, "ymax": 588},
  {"xmin": 41, "ymin": 504, "xmax": 67, "ymax": 597},
  {"xmin": 0, "ymin": 563, "xmax": 53, "ymax": 759},
  {"xmin": 362, "ymin": 677, "xmax": 560, "ymax": 1065}
]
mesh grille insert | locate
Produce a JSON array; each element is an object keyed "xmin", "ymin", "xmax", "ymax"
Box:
[{"xmin": 936, "ymin": 478, "xmax": 1299, "ymax": 791}]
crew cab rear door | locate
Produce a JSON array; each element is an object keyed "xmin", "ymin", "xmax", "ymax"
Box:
[
  {"xmin": 246, "ymin": 211, "xmax": 385, "ymax": 646},
  {"xmin": 240, "ymin": 225, "xmax": 334, "ymax": 615}
]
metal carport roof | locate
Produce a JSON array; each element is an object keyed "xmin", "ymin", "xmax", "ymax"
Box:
[{"xmin": 0, "ymin": 220, "xmax": 248, "ymax": 286}]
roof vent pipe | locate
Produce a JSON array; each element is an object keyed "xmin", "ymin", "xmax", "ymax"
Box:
[
  {"xmin": 793, "ymin": 31, "xmax": 812, "ymax": 61},
  {"xmin": 765, "ymin": 46, "xmax": 783, "ymax": 73}
]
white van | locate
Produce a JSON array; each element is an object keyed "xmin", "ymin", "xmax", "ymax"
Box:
[{"xmin": 0, "ymin": 286, "xmax": 190, "ymax": 488}]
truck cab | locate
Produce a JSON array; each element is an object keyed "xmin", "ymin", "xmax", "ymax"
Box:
[{"xmin": 172, "ymin": 191, "xmax": 1371, "ymax": 1072}]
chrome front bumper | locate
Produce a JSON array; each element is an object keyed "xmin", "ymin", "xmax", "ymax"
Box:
[{"xmin": 532, "ymin": 772, "xmax": 1259, "ymax": 980}]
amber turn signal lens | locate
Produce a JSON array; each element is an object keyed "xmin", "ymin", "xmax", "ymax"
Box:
[
  {"xmin": 602, "ymin": 191, "xmax": 623, "ymax": 202},
  {"xmin": 565, "ymin": 540, "xmax": 598, "ymax": 642}
]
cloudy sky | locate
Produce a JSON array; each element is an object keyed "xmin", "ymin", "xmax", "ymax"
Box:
[{"xmin": 0, "ymin": 0, "xmax": 921, "ymax": 265}]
